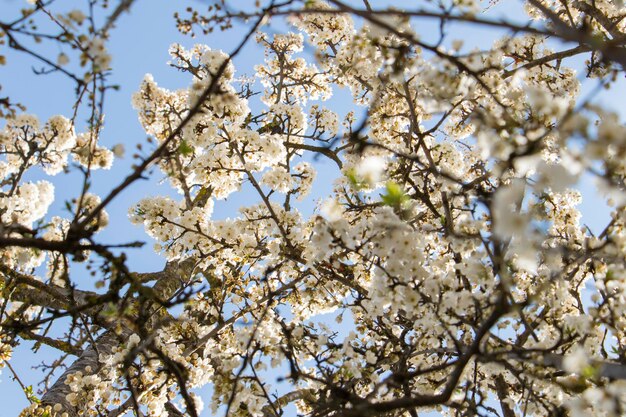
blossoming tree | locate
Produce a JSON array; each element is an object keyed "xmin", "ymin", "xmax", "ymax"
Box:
[{"xmin": 2, "ymin": 0, "xmax": 626, "ymax": 416}]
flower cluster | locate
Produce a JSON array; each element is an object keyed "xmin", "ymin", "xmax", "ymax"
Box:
[{"xmin": 9, "ymin": 1, "xmax": 626, "ymax": 417}]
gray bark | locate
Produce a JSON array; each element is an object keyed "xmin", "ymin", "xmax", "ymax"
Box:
[{"xmin": 31, "ymin": 259, "xmax": 197, "ymax": 417}]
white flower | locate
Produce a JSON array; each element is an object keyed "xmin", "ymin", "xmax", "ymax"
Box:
[
  {"xmin": 86, "ymin": 36, "xmax": 111, "ymax": 70},
  {"xmin": 366, "ymin": 14, "xmax": 409, "ymax": 40},
  {"xmin": 111, "ymin": 144, "xmax": 125, "ymax": 158},
  {"xmin": 68, "ymin": 10, "xmax": 86, "ymax": 24},
  {"xmin": 527, "ymin": 86, "xmax": 569, "ymax": 119},
  {"xmin": 563, "ymin": 345, "xmax": 590, "ymax": 374},
  {"xmin": 320, "ymin": 199, "xmax": 343, "ymax": 222},
  {"xmin": 534, "ymin": 162, "xmax": 577, "ymax": 192},
  {"xmin": 492, "ymin": 180, "xmax": 527, "ymax": 239},
  {"xmin": 354, "ymin": 156, "xmax": 386, "ymax": 187},
  {"xmin": 57, "ymin": 53, "xmax": 70, "ymax": 66},
  {"xmin": 261, "ymin": 167, "xmax": 293, "ymax": 193}
]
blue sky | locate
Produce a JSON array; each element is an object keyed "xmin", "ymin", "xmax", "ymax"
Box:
[{"xmin": 0, "ymin": 0, "xmax": 625, "ymax": 415}]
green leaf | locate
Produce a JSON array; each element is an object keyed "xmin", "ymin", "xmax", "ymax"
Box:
[
  {"xmin": 24, "ymin": 385, "xmax": 40, "ymax": 403},
  {"xmin": 346, "ymin": 169, "xmax": 361, "ymax": 190},
  {"xmin": 381, "ymin": 181, "xmax": 408, "ymax": 208},
  {"xmin": 178, "ymin": 140, "xmax": 193, "ymax": 156},
  {"xmin": 192, "ymin": 186, "xmax": 212, "ymax": 207},
  {"xmin": 581, "ymin": 364, "xmax": 599, "ymax": 379}
]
